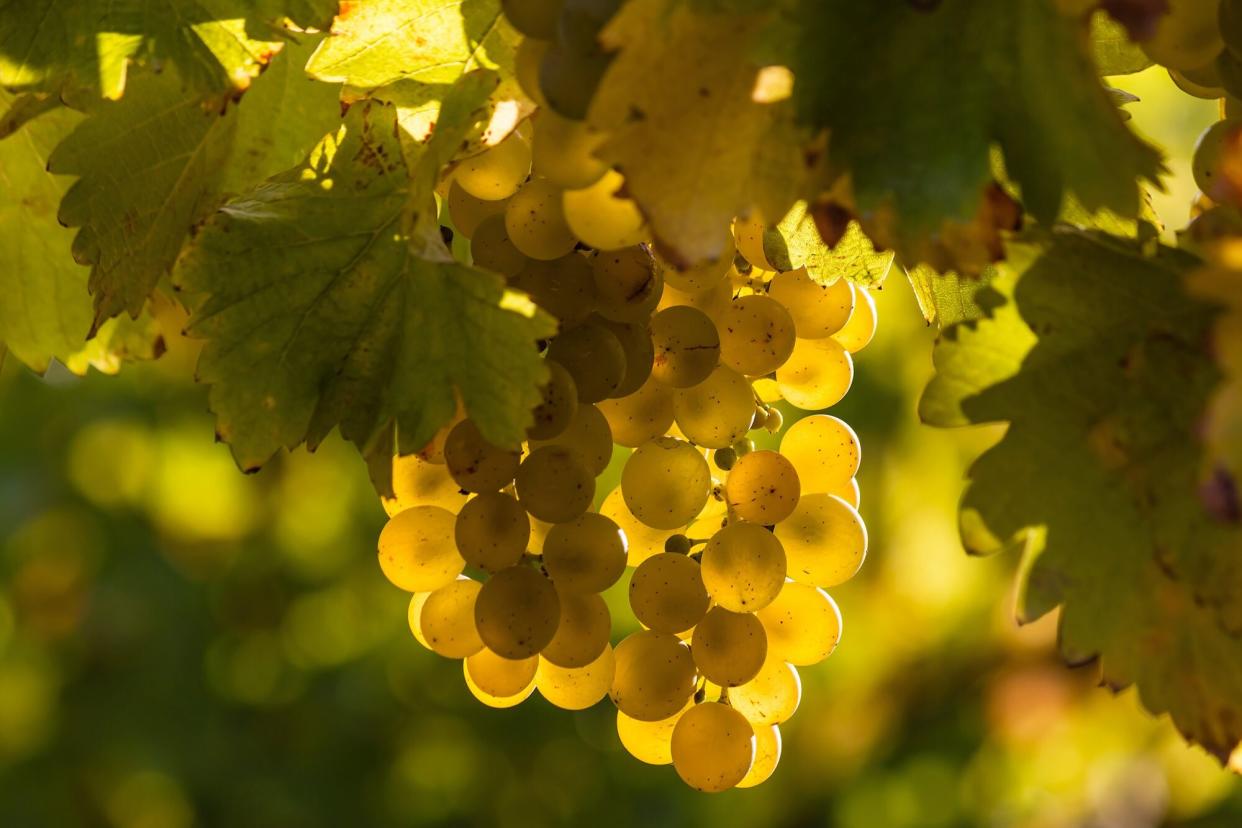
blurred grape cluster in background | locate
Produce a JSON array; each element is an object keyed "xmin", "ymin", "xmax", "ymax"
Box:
[{"xmin": 0, "ymin": 67, "xmax": 1239, "ymax": 827}]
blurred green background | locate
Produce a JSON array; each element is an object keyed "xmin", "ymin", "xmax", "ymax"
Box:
[{"xmin": 0, "ymin": 67, "xmax": 1239, "ymax": 827}]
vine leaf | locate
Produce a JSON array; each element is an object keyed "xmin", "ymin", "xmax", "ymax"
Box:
[
  {"xmin": 762, "ymin": 203, "xmax": 894, "ymax": 288},
  {"xmin": 920, "ymin": 229, "xmax": 1242, "ymax": 761},
  {"xmin": 175, "ymin": 97, "xmax": 555, "ymax": 474}
]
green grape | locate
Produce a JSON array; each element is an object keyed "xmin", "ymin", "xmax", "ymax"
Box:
[
  {"xmin": 775, "ymin": 493, "xmax": 867, "ymax": 587},
  {"xmin": 546, "ymin": 320, "xmax": 627, "ymax": 402},
  {"xmin": 514, "ymin": 36, "xmax": 550, "ymax": 108},
  {"xmin": 649, "ymin": 306, "xmax": 721, "ymax": 388},
  {"xmin": 700, "ymin": 522, "xmax": 786, "ymax": 612},
  {"xmin": 658, "ymin": 274, "xmax": 734, "ymax": 324},
  {"xmin": 514, "ymin": 445, "xmax": 596, "ymax": 523},
  {"xmin": 465, "ymin": 648, "xmax": 539, "ymax": 698},
  {"xmin": 729, "ymin": 657, "xmax": 801, "ymax": 725},
  {"xmin": 610, "ymin": 631, "xmax": 697, "ymax": 721},
  {"xmin": 453, "ymin": 133, "xmax": 532, "ymax": 201},
  {"xmin": 471, "ymin": 213, "xmax": 528, "ymax": 277},
  {"xmin": 621, "ymin": 437, "xmax": 711, "ymax": 529},
  {"xmin": 464, "ymin": 654, "xmax": 537, "ymax": 708},
  {"xmin": 716, "ymin": 294, "xmax": 796, "ymax": 377},
  {"xmin": 379, "ymin": 505, "xmax": 464, "ymax": 592},
  {"xmin": 505, "ymin": 177, "xmax": 579, "ymax": 260},
  {"xmin": 629, "ymin": 552, "xmax": 711, "ymax": 634},
  {"xmin": 501, "ymin": 0, "xmax": 563, "ymax": 39},
  {"xmin": 756, "ymin": 582, "xmax": 841, "ymax": 666},
  {"xmin": 831, "ymin": 285, "xmax": 877, "ymax": 353},
  {"xmin": 383, "ymin": 453, "xmax": 469, "ymax": 516},
  {"xmin": 598, "ymin": 376, "xmax": 675, "ymax": 447},
  {"xmin": 474, "ymin": 565, "xmax": 561, "ymax": 659},
  {"xmin": 447, "ymin": 181, "xmax": 509, "ymax": 239},
  {"xmin": 737, "ymin": 724, "xmax": 781, "ymax": 788},
  {"xmin": 509, "ymin": 252, "xmax": 597, "ymax": 326},
  {"xmin": 664, "ymin": 534, "xmax": 692, "ymax": 555},
  {"xmin": 658, "ymin": 234, "xmax": 735, "ymax": 294},
  {"xmin": 724, "ymin": 450, "xmax": 800, "ymax": 525},
  {"xmin": 420, "ymin": 577, "xmax": 485, "ymax": 658},
  {"xmin": 543, "ymin": 513, "xmax": 628, "ymax": 593},
  {"xmin": 536, "ymin": 644, "xmax": 615, "ymax": 709},
  {"xmin": 1140, "ymin": 0, "xmax": 1223, "ymax": 71},
  {"xmin": 600, "ymin": 487, "xmax": 676, "ymax": 567},
  {"xmin": 407, "ymin": 592, "xmax": 432, "ymax": 648},
  {"xmin": 672, "ymin": 365, "xmax": 754, "ymax": 449},
  {"xmin": 670, "ymin": 701, "xmax": 756, "ymax": 792},
  {"xmin": 527, "ymin": 360, "xmax": 578, "ymax": 441},
  {"xmin": 591, "ymin": 246, "xmax": 664, "ymax": 323},
  {"xmin": 530, "ymin": 401, "xmax": 612, "ymax": 474},
  {"xmin": 1193, "ymin": 118, "xmax": 1242, "ymax": 198},
  {"xmin": 617, "ymin": 702, "xmax": 691, "ymax": 765},
  {"xmin": 767, "ymin": 268, "xmax": 854, "ymax": 338},
  {"xmin": 691, "ymin": 607, "xmax": 767, "ymax": 687},
  {"xmin": 776, "ymin": 336, "xmax": 854, "ymax": 410},
  {"xmin": 763, "ymin": 407, "xmax": 784, "ymax": 433},
  {"xmin": 712, "ymin": 447, "xmax": 737, "ymax": 471},
  {"xmin": 444, "ymin": 420, "xmax": 521, "ymax": 493},
  {"xmin": 454, "ymin": 492, "xmax": 530, "ymax": 573},
  {"xmin": 732, "ymin": 214, "xmax": 772, "ymax": 269},
  {"xmin": 542, "ymin": 590, "xmax": 611, "ymax": 668},
  {"xmin": 563, "ymin": 170, "xmax": 647, "ymax": 250},
  {"xmin": 598, "ymin": 317, "xmax": 655, "ymax": 396},
  {"xmin": 780, "ymin": 414, "xmax": 860, "ymax": 494},
  {"xmin": 532, "ymin": 108, "xmax": 609, "ymax": 189}
]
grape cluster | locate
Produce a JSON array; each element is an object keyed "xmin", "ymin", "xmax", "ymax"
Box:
[{"xmin": 374, "ymin": 6, "xmax": 876, "ymax": 793}]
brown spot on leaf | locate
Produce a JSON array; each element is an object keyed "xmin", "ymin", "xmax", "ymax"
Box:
[
  {"xmin": 810, "ymin": 201, "xmax": 854, "ymax": 248},
  {"xmin": 1102, "ymin": 0, "xmax": 1170, "ymax": 41}
]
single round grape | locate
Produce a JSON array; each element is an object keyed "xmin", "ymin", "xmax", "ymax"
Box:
[
  {"xmin": 536, "ymin": 644, "xmax": 615, "ymax": 709},
  {"xmin": 598, "ymin": 317, "xmax": 655, "ymax": 396},
  {"xmin": 383, "ymin": 454, "xmax": 469, "ymax": 516},
  {"xmin": 691, "ymin": 607, "xmax": 767, "ymax": 687},
  {"xmin": 610, "ymin": 631, "xmax": 697, "ymax": 721},
  {"xmin": 629, "ymin": 553, "xmax": 711, "ymax": 634},
  {"xmin": 474, "ymin": 565, "xmax": 561, "ymax": 659},
  {"xmin": 1140, "ymin": 0, "xmax": 1223, "ymax": 71},
  {"xmin": 471, "ymin": 214, "xmax": 528, "ymax": 277},
  {"xmin": 716, "ymin": 294, "xmax": 796, "ymax": 377},
  {"xmin": 510, "ymin": 252, "xmax": 597, "ymax": 326},
  {"xmin": 514, "ymin": 36, "xmax": 550, "ymax": 108},
  {"xmin": 658, "ymin": 235, "xmax": 735, "ymax": 294},
  {"xmin": 1171, "ymin": 66, "xmax": 1225, "ymax": 99},
  {"xmin": 591, "ymin": 246, "xmax": 664, "ymax": 323},
  {"xmin": 732, "ymin": 214, "xmax": 771, "ymax": 269},
  {"xmin": 724, "ymin": 450, "xmax": 801, "ymax": 524},
  {"xmin": 776, "ymin": 493, "xmax": 867, "ymax": 587},
  {"xmin": 379, "ymin": 505, "xmax": 464, "ymax": 591},
  {"xmin": 712, "ymin": 447, "xmax": 737, "ymax": 471},
  {"xmin": 616, "ymin": 701, "xmax": 691, "ymax": 766},
  {"xmin": 832, "ymin": 285, "xmax": 877, "ymax": 354},
  {"xmin": 700, "ymin": 522, "xmax": 787, "ymax": 612},
  {"xmin": 546, "ymin": 321, "xmax": 627, "ymax": 403},
  {"xmin": 1193, "ymin": 118, "xmax": 1242, "ymax": 199},
  {"xmin": 598, "ymin": 376, "xmax": 675, "ymax": 447},
  {"xmin": 501, "ymin": 0, "xmax": 561, "ymax": 39},
  {"xmin": 757, "ymin": 582, "xmax": 841, "ymax": 666},
  {"xmin": 421, "ymin": 577, "xmax": 485, "ymax": 658},
  {"xmin": 767, "ymin": 267, "xmax": 854, "ymax": 338},
  {"xmin": 527, "ymin": 360, "xmax": 578, "ymax": 441},
  {"xmin": 465, "ymin": 647, "xmax": 539, "ymax": 698},
  {"xmin": 446, "ymin": 181, "xmax": 509, "ymax": 239},
  {"xmin": 664, "ymin": 534, "xmax": 692, "ymax": 555},
  {"xmin": 542, "ymin": 590, "xmax": 610, "ymax": 668},
  {"xmin": 658, "ymin": 275, "xmax": 733, "ymax": 324},
  {"xmin": 621, "ymin": 437, "xmax": 711, "ymax": 529},
  {"xmin": 730, "ymin": 658, "xmax": 801, "ymax": 725},
  {"xmin": 738, "ymin": 724, "xmax": 781, "ymax": 788},
  {"xmin": 600, "ymin": 487, "xmax": 676, "ymax": 567},
  {"xmin": 514, "ymin": 445, "xmax": 595, "ymax": 523},
  {"xmin": 444, "ymin": 420, "xmax": 521, "ymax": 493},
  {"xmin": 649, "ymin": 306, "xmax": 721, "ymax": 388},
  {"xmin": 776, "ymin": 337, "xmax": 854, "ymax": 410},
  {"xmin": 543, "ymin": 513, "xmax": 628, "ymax": 593},
  {"xmin": 672, "ymin": 365, "xmax": 755, "ymax": 449},
  {"xmin": 505, "ymin": 177, "xmax": 578, "ymax": 260},
  {"xmin": 407, "ymin": 592, "xmax": 431, "ymax": 648},
  {"xmin": 563, "ymin": 170, "xmax": 647, "ymax": 250},
  {"xmin": 530, "ymin": 401, "xmax": 612, "ymax": 474},
  {"xmin": 453, "ymin": 133, "xmax": 532, "ymax": 201},
  {"xmin": 464, "ymin": 654, "xmax": 537, "ymax": 708},
  {"xmin": 763, "ymin": 407, "xmax": 784, "ymax": 432},
  {"xmin": 671, "ymin": 702, "xmax": 756, "ymax": 792},
  {"xmin": 781, "ymin": 414, "xmax": 860, "ymax": 494},
  {"xmin": 531, "ymin": 108, "xmax": 608, "ymax": 189},
  {"xmin": 454, "ymin": 492, "xmax": 530, "ymax": 573}
]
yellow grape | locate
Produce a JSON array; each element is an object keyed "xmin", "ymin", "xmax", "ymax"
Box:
[
  {"xmin": 453, "ymin": 133, "xmax": 531, "ymax": 201},
  {"xmin": 673, "ymin": 365, "xmax": 755, "ymax": 449},
  {"xmin": 649, "ymin": 306, "xmax": 720, "ymax": 388},
  {"xmin": 443, "ymin": 419, "xmax": 521, "ymax": 493},
  {"xmin": 1192, "ymin": 118, "xmax": 1242, "ymax": 198},
  {"xmin": 471, "ymin": 213, "xmax": 527, "ymax": 277},
  {"xmin": 421, "ymin": 577, "xmax": 485, "ymax": 658},
  {"xmin": 737, "ymin": 724, "xmax": 781, "ymax": 788},
  {"xmin": 510, "ymin": 253, "xmax": 598, "ymax": 326},
  {"xmin": 658, "ymin": 273, "xmax": 734, "ymax": 324},
  {"xmin": 729, "ymin": 657, "xmax": 801, "ymax": 725},
  {"xmin": 780, "ymin": 414, "xmax": 860, "ymax": 494},
  {"xmin": 621, "ymin": 437, "xmax": 711, "ymax": 529},
  {"xmin": 776, "ymin": 493, "xmax": 867, "ymax": 587},
  {"xmin": 830, "ymin": 477, "xmax": 861, "ymax": 509},
  {"xmin": 446, "ymin": 181, "xmax": 509, "ymax": 239},
  {"xmin": 505, "ymin": 177, "xmax": 579, "ymax": 260},
  {"xmin": 563, "ymin": 170, "xmax": 647, "ymax": 250},
  {"xmin": 628, "ymin": 552, "xmax": 711, "ymax": 634},
  {"xmin": 832, "ymin": 285, "xmax": 877, "ymax": 353},
  {"xmin": 600, "ymin": 487, "xmax": 676, "ymax": 567},
  {"xmin": 591, "ymin": 246, "xmax": 664, "ymax": 323},
  {"xmin": 407, "ymin": 592, "xmax": 431, "ymax": 648},
  {"xmin": 514, "ymin": 36, "xmax": 549, "ymax": 109},
  {"xmin": 474, "ymin": 565, "xmax": 561, "ymax": 659},
  {"xmin": 716, "ymin": 295, "xmax": 796, "ymax": 376},
  {"xmin": 616, "ymin": 702, "xmax": 691, "ymax": 765},
  {"xmin": 767, "ymin": 268, "xmax": 854, "ymax": 338},
  {"xmin": 670, "ymin": 702, "xmax": 756, "ymax": 792},
  {"xmin": 598, "ymin": 376, "xmax": 675, "ymax": 447},
  {"xmin": 658, "ymin": 234, "xmax": 735, "ymax": 294},
  {"xmin": 724, "ymin": 449, "xmax": 801, "ymax": 524},
  {"xmin": 454, "ymin": 492, "xmax": 529, "ymax": 573},
  {"xmin": 378, "ymin": 505, "xmax": 464, "ymax": 592},
  {"xmin": 465, "ymin": 648, "xmax": 539, "ymax": 699},
  {"xmin": 536, "ymin": 644, "xmax": 615, "ymax": 710},
  {"xmin": 383, "ymin": 454, "xmax": 469, "ymax": 516},
  {"xmin": 514, "ymin": 446, "xmax": 595, "ymax": 523},
  {"xmin": 691, "ymin": 607, "xmax": 767, "ymax": 687},
  {"xmin": 752, "ymin": 376, "xmax": 782, "ymax": 403},
  {"xmin": 700, "ymin": 522, "xmax": 786, "ymax": 612},
  {"xmin": 598, "ymin": 317, "xmax": 655, "ymax": 396},
  {"xmin": 546, "ymin": 320, "xmax": 627, "ymax": 402},
  {"xmin": 732, "ymin": 213, "xmax": 771, "ymax": 269},
  {"xmin": 527, "ymin": 360, "xmax": 578, "ymax": 441},
  {"xmin": 611, "ymin": 631, "xmax": 697, "ymax": 721},
  {"xmin": 532, "ymin": 108, "xmax": 609, "ymax": 189},
  {"xmin": 542, "ymin": 591, "xmax": 611, "ymax": 668},
  {"xmin": 776, "ymin": 336, "xmax": 854, "ymax": 410},
  {"xmin": 756, "ymin": 582, "xmax": 841, "ymax": 666},
  {"xmin": 1140, "ymin": 0, "xmax": 1223, "ymax": 71},
  {"xmin": 543, "ymin": 513, "xmax": 628, "ymax": 593},
  {"xmin": 530, "ymin": 401, "xmax": 612, "ymax": 474}
]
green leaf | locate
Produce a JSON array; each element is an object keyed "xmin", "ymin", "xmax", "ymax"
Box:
[
  {"xmin": 920, "ymin": 228, "xmax": 1242, "ymax": 761},
  {"xmin": 175, "ymin": 101, "xmax": 555, "ymax": 472},
  {"xmin": 762, "ymin": 203, "xmax": 894, "ymax": 288},
  {"xmin": 1091, "ymin": 10, "xmax": 1153, "ymax": 76}
]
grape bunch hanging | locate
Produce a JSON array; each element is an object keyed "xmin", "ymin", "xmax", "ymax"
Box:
[{"xmin": 374, "ymin": 7, "xmax": 876, "ymax": 793}]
